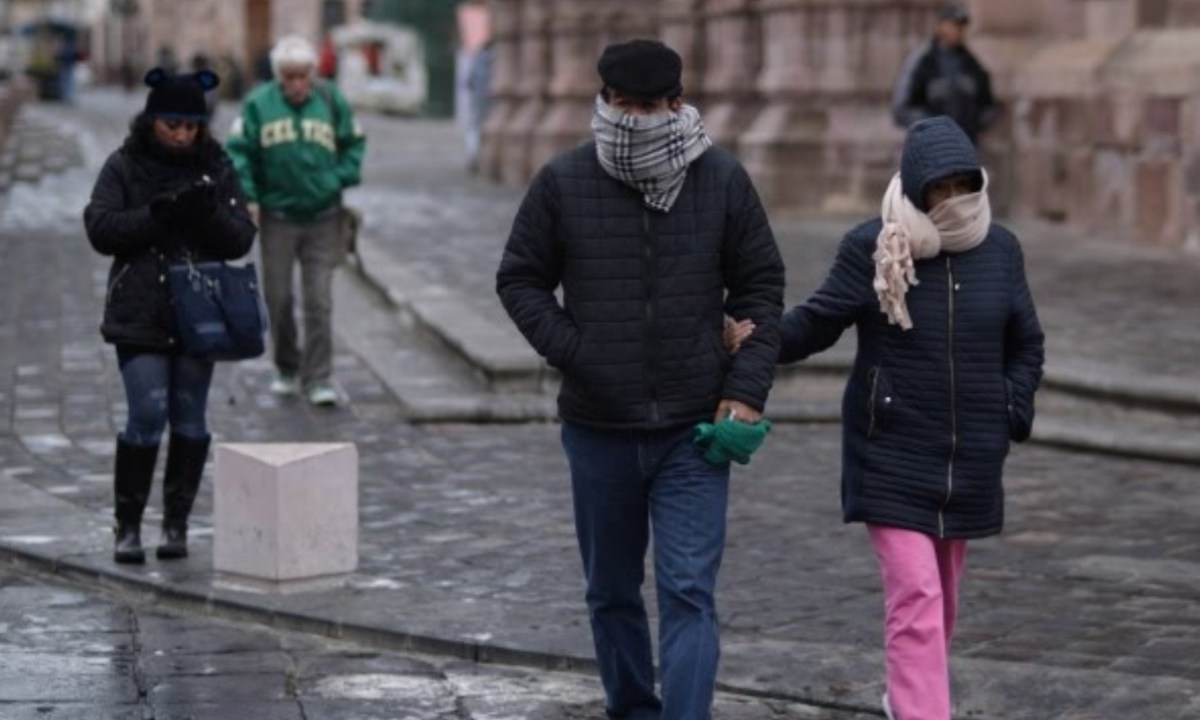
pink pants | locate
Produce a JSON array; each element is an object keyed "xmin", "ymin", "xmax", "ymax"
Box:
[{"xmin": 868, "ymin": 525, "xmax": 968, "ymax": 720}]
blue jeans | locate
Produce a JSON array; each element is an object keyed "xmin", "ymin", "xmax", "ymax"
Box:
[
  {"xmin": 561, "ymin": 423, "xmax": 731, "ymax": 720},
  {"xmin": 117, "ymin": 350, "xmax": 214, "ymax": 446}
]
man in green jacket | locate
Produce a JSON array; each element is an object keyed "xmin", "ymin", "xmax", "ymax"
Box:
[{"xmin": 226, "ymin": 35, "xmax": 366, "ymax": 406}]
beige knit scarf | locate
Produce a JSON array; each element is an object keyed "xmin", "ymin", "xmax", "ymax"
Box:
[{"xmin": 873, "ymin": 170, "xmax": 991, "ymax": 330}]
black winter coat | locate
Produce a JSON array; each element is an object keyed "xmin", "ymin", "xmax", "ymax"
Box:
[
  {"xmin": 497, "ymin": 142, "xmax": 785, "ymax": 429},
  {"xmin": 84, "ymin": 135, "xmax": 257, "ymax": 353},
  {"xmin": 892, "ymin": 40, "xmax": 998, "ymax": 142},
  {"xmin": 782, "ymin": 221, "xmax": 1043, "ymax": 539}
]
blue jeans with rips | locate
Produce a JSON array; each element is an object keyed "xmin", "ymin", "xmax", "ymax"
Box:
[
  {"xmin": 116, "ymin": 350, "xmax": 214, "ymax": 447},
  {"xmin": 561, "ymin": 422, "xmax": 731, "ymax": 720}
]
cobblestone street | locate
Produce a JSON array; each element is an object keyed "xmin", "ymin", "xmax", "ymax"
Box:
[{"xmin": 0, "ymin": 89, "xmax": 1197, "ymax": 719}]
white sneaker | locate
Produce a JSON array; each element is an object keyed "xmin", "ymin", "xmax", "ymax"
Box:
[
  {"xmin": 269, "ymin": 373, "xmax": 298, "ymax": 396},
  {"xmin": 882, "ymin": 692, "xmax": 896, "ymax": 720},
  {"xmin": 307, "ymin": 382, "xmax": 340, "ymax": 407}
]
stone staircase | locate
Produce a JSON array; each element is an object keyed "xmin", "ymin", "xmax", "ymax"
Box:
[{"xmin": 347, "ymin": 234, "xmax": 1200, "ymax": 466}]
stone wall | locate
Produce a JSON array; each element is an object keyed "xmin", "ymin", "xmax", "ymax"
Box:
[{"xmin": 482, "ymin": 0, "xmax": 1200, "ymax": 252}]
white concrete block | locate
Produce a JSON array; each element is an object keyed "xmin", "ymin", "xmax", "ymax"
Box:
[{"xmin": 214, "ymin": 443, "xmax": 358, "ymax": 581}]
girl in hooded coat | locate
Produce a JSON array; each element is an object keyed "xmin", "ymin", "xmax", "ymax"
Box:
[{"xmin": 735, "ymin": 117, "xmax": 1044, "ymax": 720}]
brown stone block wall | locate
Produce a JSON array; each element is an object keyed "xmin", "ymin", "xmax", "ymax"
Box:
[
  {"xmin": 699, "ymin": 0, "xmax": 761, "ymax": 150},
  {"xmin": 480, "ymin": 0, "xmax": 523, "ymax": 180},
  {"xmin": 529, "ymin": 1, "xmax": 656, "ymax": 174},
  {"xmin": 966, "ymin": 0, "xmax": 1048, "ymax": 34},
  {"xmin": 1135, "ymin": 156, "xmax": 1184, "ymax": 245},
  {"xmin": 499, "ymin": 0, "xmax": 552, "ymax": 186},
  {"xmin": 660, "ymin": 0, "xmax": 707, "ymax": 104},
  {"xmin": 740, "ymin": 0, "xmax": 943, "ymax": 215},
  {"xmin": 483, "ymin": 0, "xmax": 1200, "ymax": 252}
]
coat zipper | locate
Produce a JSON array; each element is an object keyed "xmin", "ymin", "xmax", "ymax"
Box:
[
  {"xmin": 642, "ymin": 210, "xmax": 659, "ymax": 423},
  {"xmin": 940, "ymin": 257, "xmax": 957, "ymax": 538}
]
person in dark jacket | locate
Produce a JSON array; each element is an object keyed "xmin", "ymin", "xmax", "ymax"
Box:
[
  {"xmin": 496, "ymin": 39, "xmax": 785, "ymax": 720},
  {"xmin": 766, "ymin": 117, "xmax": 1043, "ymax": 720},
  {"xmin": 891, "ymin": 3, "xmax": 1001, "ymax": 145},
  {"xmin": 84, "ymin": 68, "xmax": 257, "ymax": 565}
]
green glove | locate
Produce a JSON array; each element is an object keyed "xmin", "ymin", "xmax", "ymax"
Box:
[{"xmin": 693, "ymin": 417, "xmax": 772, "ymax": 466}]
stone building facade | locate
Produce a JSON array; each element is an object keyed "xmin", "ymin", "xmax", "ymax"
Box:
[
  {"xmin": 90, "ymin": 0, "xmax": 368, "ymax": 89},
  {"xmin": 482, "ymin": 0, "xmax": 1200, "ymax": 252}
]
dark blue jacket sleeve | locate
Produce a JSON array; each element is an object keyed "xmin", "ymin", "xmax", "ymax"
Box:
[
  {"xmin": 1004, "ymin": 240, "xmax": 1044, "ymax": 442},
  {"xmin": 779, "ymin": 231, "xmax": 876, "ymax": 364}
]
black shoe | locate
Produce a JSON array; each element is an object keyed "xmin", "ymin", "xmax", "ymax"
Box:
[
  {"xmin": 114, "ymin": 522, "xmax": 145, "ymax": 564},
  {"xmin": 156, "ymin": 523, "xmax": 188, "ymax": 560}
]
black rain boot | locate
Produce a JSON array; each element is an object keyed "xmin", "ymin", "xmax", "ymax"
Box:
[
  {"xmin": 113, "ymin": 435, "xmax": 158, "ymax": 564},
  {"xmin": 157, "ymin": 433, "xmax": 211, "ymax": 560}
]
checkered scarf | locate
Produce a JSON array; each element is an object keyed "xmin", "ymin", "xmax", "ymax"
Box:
[{"xmin": 591, "ymin": 95, "xmax": 712, "ymax": 213}]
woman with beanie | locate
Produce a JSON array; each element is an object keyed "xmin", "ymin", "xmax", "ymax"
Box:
[
  {"xmin": 734, "ymin": 117, "xmax": 1044, "ymax": 719},
  {"xmin": 84, "ymin": 68, "xmax": 257, "ymax": 564}
]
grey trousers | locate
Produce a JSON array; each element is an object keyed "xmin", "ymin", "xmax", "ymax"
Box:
[{"xmin": 259, "ymin": 212, "xmax": 340, "ymax": 387}]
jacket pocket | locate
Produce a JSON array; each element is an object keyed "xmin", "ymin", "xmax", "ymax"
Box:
[
  {"xmin": 106, "ymin": 262, "xmax": 132, "ymax": 306},
  {"xmin": 1005, "ymin": 378, "xmax": 1033, "ymax": 442},
  {"xmin": 866, "ymin": 366, "xmax": 894, "ymax": 438}
]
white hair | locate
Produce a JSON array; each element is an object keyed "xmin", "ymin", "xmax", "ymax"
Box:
[{"xmin": 270, "ymin": 35, "xmax": 317, "ymax": 78}]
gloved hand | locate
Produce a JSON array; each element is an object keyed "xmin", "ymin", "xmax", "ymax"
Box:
[
  {"xmin": 172, "ymin": 175, "xmax": 218, "ymax": 225},
  {"xmin": 694, "ymin": 416, "xmax": 772, "ymax": 466},
  {"xmin": 149, "ymin": 188, "xmax": 180, "ymax": 226},
  {"xmin": 149, "ymin": 176, "xmax": 218, "ymax": 227}
]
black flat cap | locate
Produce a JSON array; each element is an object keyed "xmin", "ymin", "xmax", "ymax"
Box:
[
  {"xmin": 597, "ymin": 39, "xmax": 683, "ymax": 98},
  {"xmin": 938, "ymin": 3, "xmax": 970, "ymax": 23}
]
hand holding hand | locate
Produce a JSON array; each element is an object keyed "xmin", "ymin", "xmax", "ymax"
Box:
[{"xmin": 723, "ymin": 315, "xmax": 755, "ymax": 355}]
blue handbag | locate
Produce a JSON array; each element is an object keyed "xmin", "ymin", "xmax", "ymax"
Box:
[{"xmin": 167, "ymin": 258, "xmax": 268, "ymax": 361}]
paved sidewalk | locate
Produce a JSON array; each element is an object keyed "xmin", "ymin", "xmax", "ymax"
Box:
[
  {"xmin": 6, "ymin": 560, "xmax": 870, "ymax": 720},
  {"xmin": 0, "ymin": 91, "xmax": 1198, "ymax": 720}
]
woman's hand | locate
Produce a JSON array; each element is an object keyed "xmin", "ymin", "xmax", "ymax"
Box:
[{"xmin": 723, "ymin": 315, "xmax": 755, "ymax": 355}]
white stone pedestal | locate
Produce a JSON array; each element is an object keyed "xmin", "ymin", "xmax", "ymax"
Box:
[{"xmin": 213, "ymin": 443, "xmax": 358, "ymax": 582}]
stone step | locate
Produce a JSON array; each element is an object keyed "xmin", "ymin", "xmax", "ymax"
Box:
[{"xmin": 348, "ymin": 235, "xmax": 1200, "ymax": 464}]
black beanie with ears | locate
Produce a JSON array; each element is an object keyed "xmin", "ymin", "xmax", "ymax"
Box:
[{"xmin": 143, "ymin": 67, "xmax": 220, "ymax": 122}]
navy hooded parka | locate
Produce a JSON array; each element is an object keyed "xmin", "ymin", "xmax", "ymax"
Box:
[{"xmin": 780, "ymin": 117, "xmax": 1044, "ymax": 539}]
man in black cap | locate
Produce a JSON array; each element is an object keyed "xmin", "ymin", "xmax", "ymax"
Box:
[
  {"xmin": 497, "ymin": 38, "xmax": 784, "ymax": 720},
  {"xmin": 892, "ymin": 2, "xmax": 1001, "ymax": 145}
]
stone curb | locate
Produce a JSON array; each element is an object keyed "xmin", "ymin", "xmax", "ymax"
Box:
[
  {"xmin": 1031, "ymin": 417, "xmax": 1200, "ymax": 466},
  {"xmin": 0, "ymin": 532, "xmax": 879, "ymax": 719},
  {"xmin": 350, "ymin": 236, "xmax": 1200, "ymax": 415},
  {"xmin": 0, "ymin": 540, "xmax": 595, "ymax": 670}
]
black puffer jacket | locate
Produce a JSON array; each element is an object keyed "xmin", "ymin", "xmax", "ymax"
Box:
[
  {"xmin": 892, "ymin": 39, "xmax": 998, "ymax": 143},
  {"xmin": 780, "ymin": 120, "xmax": 1044, "ymax": 539},
  {"xmin": 84, "ymin": 128, "xmax": 257, "ymax": 352},
  {"xmin": 497, "ymin": 142, "xmax": 785, "ymax": 429}
]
